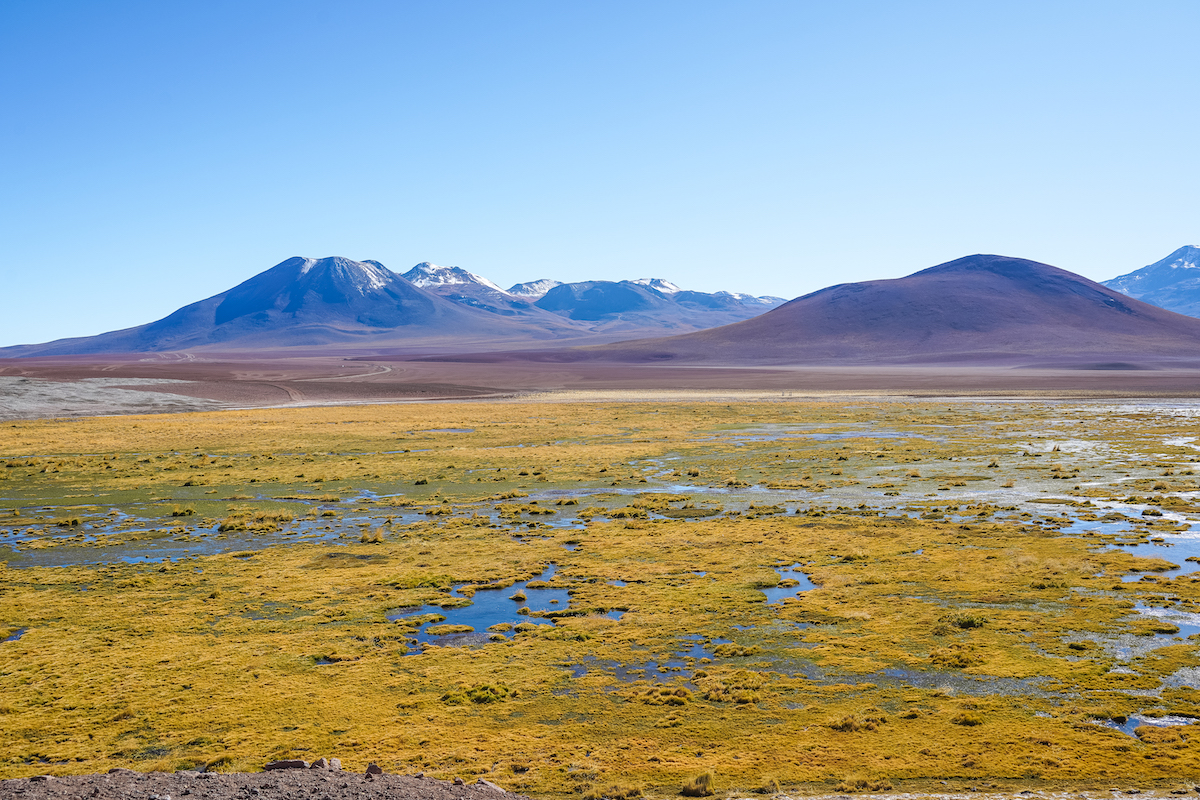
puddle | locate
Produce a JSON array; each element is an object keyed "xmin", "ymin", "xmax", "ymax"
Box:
[
  {"xmin": 3, "ymin": 627, "xmax": 27, "ymax": 642},
  {"xmin": 762, "ymin": 563, "xmax": 816, "ymax": 603},
  {"xmin": 869, "ymin": 666, "xmax": 1059, "ymax": 698},
  {"xmin": 1065, "ymin": 514, "xmax": 1200, "ymax": 581},
  {"xmin": 1133, "ymin": 603, "xmax": 1200, "ymax": 638},
  {"xmin": 0, "ymin": 521, "xmax": 348, "ymax": 569},
  {"xmin": 1107, "ymin": 536, "xmax": 1197, "ymax": 582},
  {"xmin": 699, "ymin": 423, "xmax": 944, "ymax": 444},
  {"xmin": 1092, "ymin": 713, "xmax": 1198, "ymax": 737},
  {"xmin": 387, "ymin": 564, "xmax": 577, "ymax": 652},
  {"xmin": 568, "ymin": 634, "xmax": 734, "ymax": 685}
]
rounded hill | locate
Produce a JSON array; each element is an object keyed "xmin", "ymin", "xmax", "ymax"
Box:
[{"xmin": 568, "ymin": 254, "xmax": 1200, "ymax": 366}]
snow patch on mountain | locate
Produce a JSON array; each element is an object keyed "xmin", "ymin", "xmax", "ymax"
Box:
[
  {"xmin": 296, "ymin": 257, "xmax": 391, "ymax": 293},
  {"xmin": 713, "ymin": 291, "xmax": 786, "ymax": 305},
  {"xmin": 629, "ymin": 278, "xmax": 682, "ymax": 294},
  {"xmin": 403, "ymin": 263, "xmax": 509, "ymax": 294},
  {"xmin": 507, "ymin": 279, "xmax": 562, "ymax": 298}
]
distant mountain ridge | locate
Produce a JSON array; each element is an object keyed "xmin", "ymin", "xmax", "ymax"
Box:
[
  {"xmin": 509, "ymin": 253, "xmax": 1200, "ymax": 367},
  {"xmin": 1103, "ymin": 246, "xmax": 1200, "ymax": 317},
  {"xmin": 1, "ymin": 256, "xmax": 786, "ymax": 356},
  {"xmin": 398, "ymin": 261, "xmax": 786, "ymax": 330}
]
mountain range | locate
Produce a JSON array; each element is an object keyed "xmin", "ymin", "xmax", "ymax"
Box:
[
  {"xmin": 8, "ymin": 249, "xmax": 1200, "ymax": 366},
  {"xmin": 452, "ymin": 253, "xmax": 1200, "ymax": 367},
  {"xmin": 401, "ymin": 262, "xmax": 783, "ymax": 327},
  {"xmin": 1102, "ymin": 246, "xmax": 1200, "ymax": 317},
  {"xmin": 0, "ymin": 258, "xmax": 785, "ymax": 357}
]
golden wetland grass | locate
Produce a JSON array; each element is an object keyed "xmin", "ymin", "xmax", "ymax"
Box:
[{"xmin": 4, "ymin": 399, "xmax": 1200, "ymax": 795}]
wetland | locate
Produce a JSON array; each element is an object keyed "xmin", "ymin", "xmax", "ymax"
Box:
[{"xmin": 4, "ymin": 399, "xmax": 1200, "ymax": 795}]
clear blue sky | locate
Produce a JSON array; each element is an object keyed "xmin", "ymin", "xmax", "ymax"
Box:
[{"xmin": 3, "ymin": 1, "xmax": 1198, "ymax": 347}]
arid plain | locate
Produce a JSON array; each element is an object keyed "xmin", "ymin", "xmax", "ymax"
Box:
[{"xmin": 5, "ymin": 376, "xmax": 1200, "ymax": 796}]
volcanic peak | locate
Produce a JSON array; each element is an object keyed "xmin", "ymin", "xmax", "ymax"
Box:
[{"xmin": 402, "ymin": 262, "xmax": 509, "ymax": 294}]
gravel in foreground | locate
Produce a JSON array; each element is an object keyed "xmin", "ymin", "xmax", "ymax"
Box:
[{"xmin": 0, "ymin": 767, "xmax": 530, "ymax": 800}]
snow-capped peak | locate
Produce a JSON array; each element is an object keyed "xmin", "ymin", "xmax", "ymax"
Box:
[
  {"xmin": 1166, "ymin": 245, "xmax": 1200, "ymax": 270},
  {"xmin": 295, "ymin": 256, "xmax": 391, "ymax": 293},
  {"xmin": 629, "ymin": 278, "xmax": 683, "ymax": 294},
  {"xmin": 507, "ymin": 279, "xmax": 562, "ymax": 298},
  {"xmin": 402, "ymin": 262, "xmax": 509, "ymax": 294}
]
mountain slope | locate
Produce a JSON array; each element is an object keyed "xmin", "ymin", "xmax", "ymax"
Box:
[
  {"xmin": 3, "ymin": 257, "xmax": 532, "ymax": 356},
  {"xmin": 553, "ymin": 254, "xmax": 1200, "ymax": 366},
  {"xmin": 1103, "ymin": 246, "xmax": 1200, "ymax": 317}
]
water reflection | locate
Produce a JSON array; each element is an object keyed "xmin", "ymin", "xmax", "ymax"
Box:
[
  {"xmin": 1091, "ymin": 713, "xmax": 1197, "ymax": 737},
  {"xmin": 387, "ymin": 565, "xmax": 575, "ymax": 652},
  {"xmin": 762, "ymin": 563, "xmax": 816, "ymax": 604}
]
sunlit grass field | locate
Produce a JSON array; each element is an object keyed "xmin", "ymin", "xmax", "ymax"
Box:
[{"xmin": 3, "ymin": 399, "xmax": 1200, "ymax": 795}]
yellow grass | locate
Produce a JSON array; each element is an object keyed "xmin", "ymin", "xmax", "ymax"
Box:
[{"xmin": 2, "ymin": 399, "xmax": 1200, "ymax": 794}]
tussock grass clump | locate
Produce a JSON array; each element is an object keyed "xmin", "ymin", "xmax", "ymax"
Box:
[
  {"xmin": 942, "ymin": 611, "xmax": 986, "ymax": 629},
  {"xmin": 635, "ymin": 686, "xmax": 691, "ymax": 706},
  {"xmin": 442, "ymin": 682, "xmax": 516, "ymax": 705},
  {"xmin": 1135, "ymin": 619, "xmax": 1181, "ymax": 636},
  {"xmin": 755, "ymin": 776, "xmax": 780, "ymax": 794},
  {"xmin": 828, "ymin": 709, "xmax": 887, "ymax": 732},
  {"xmin": 204, "ymin": 755, "xmax": 235, "ymax": 772},
  {"xmin": 834, "ymin": 774, "xmax": 892, "ymax": 793},
  {"xmin": 680, "ymin": 771, "xmax": 714, "ymax": 797},
  {"xmin": 217, "ymin": 508, "xmax": 293, "ymax": 532},
  {"xmin": 930, "ymin": 644, "xmax": 977, "ymax": 668},
  {"xmin": 712, "ymin": 643, "xmax": 759, "ymax": 658}
]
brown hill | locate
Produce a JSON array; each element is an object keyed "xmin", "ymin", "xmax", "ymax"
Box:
[{"xmin": 525, "ymin": 254, "xmax": 1200, "ymax": 367}]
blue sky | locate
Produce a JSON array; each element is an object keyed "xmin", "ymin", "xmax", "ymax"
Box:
[{"xmin": 2, "ymin": 1, "xmax": 1198, "ymax": 347}]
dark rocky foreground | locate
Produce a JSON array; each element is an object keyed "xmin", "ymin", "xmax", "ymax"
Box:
[{"xmin": 0, "ymin": 766, "xmax": 528, "ymax": 800}]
